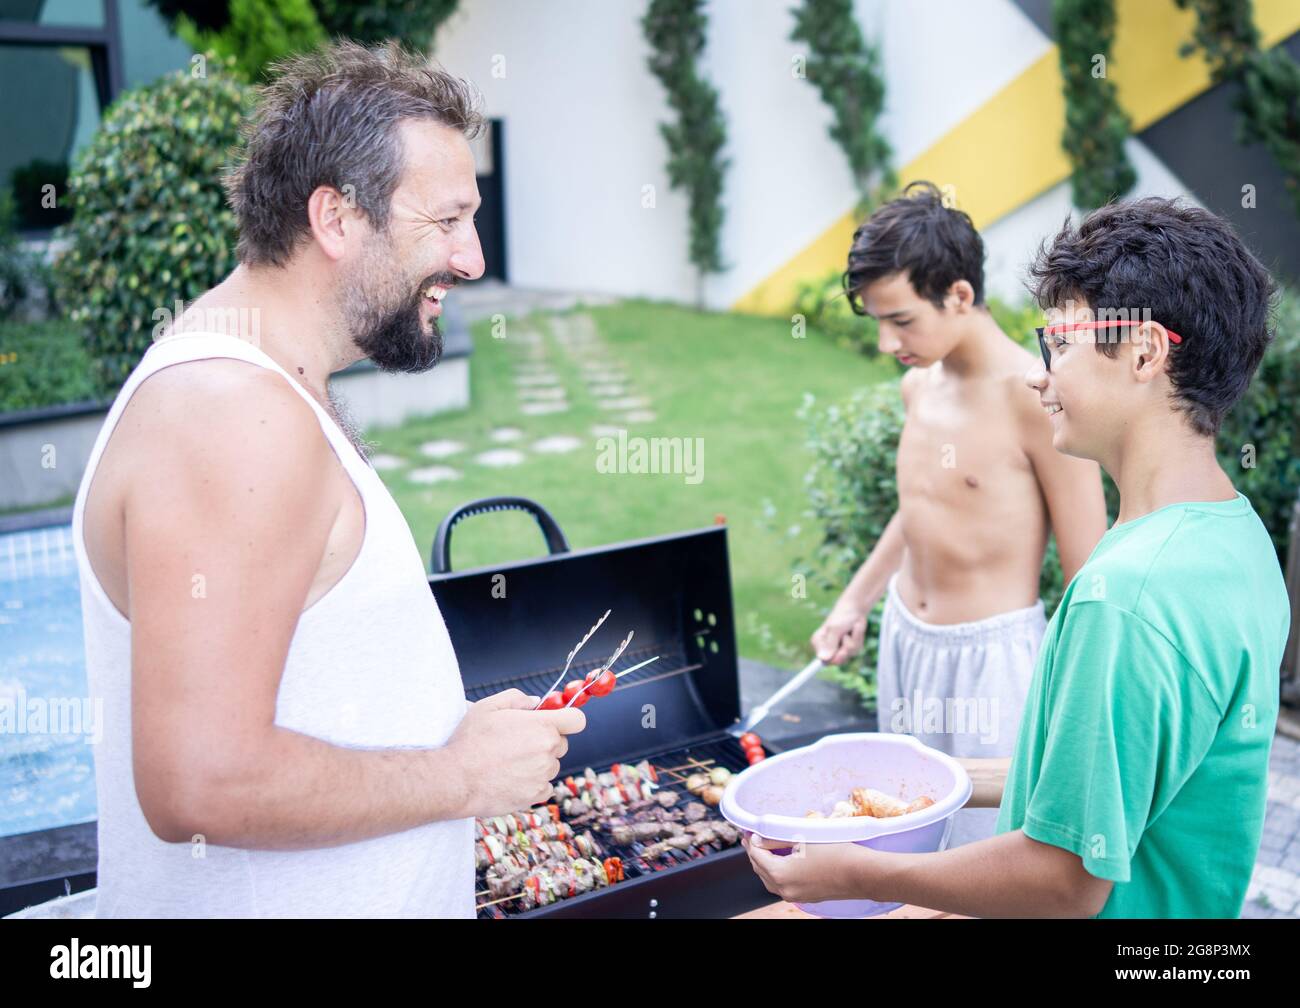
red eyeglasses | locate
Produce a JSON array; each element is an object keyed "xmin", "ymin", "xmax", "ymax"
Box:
[{"xmin": 1035, "ymin": 319, "xmax": 1184, "ymax": 372}]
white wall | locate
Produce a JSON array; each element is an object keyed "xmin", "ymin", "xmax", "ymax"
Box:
[
  {"xmin": 981, "ymin": 138, "xmax": 1203, "ymax": 306},
  {"xmin": 434, "ymin": 0, "xmax": 1190, "ymax": 311},
  {"xmin": 433, "ymin": 1, "xmax": 697, "ymax": 302}
]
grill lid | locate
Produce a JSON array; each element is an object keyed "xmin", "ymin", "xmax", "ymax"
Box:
[{"xmin": 427, "ymin": 498, "xmax": 742, "ymax": 773}]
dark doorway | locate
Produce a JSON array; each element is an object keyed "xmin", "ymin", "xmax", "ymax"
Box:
[{"xmin": 472, "ymin": 117, "xmax": 507, "ymax": 282}]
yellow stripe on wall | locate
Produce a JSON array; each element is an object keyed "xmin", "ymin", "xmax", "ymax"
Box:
[{"xmin": 734, "ymin": 0, "xmax": 1300, "ymax": 316}]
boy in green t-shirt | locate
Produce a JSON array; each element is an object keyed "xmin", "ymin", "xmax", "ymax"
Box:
[{"xmin": 743, "ymin": 196, "xmax": 1290, "ymax": 917}]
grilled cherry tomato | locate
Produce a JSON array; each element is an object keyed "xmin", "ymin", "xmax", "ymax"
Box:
[
  {"xmin": 587, "ymin": 669, "xmax": 617, "ymax": 697},
  {"xmin": 747, "ymin": 749, "xmax": 766, "ymax": 765},
  {"xmin": 539, "ymin": 692, "xmax": 564, "ymax": 710},
  {"xmin": 739, "ymin": 732, "xmax": 763, "ymax": 750},
  {"xmin": 562, "ymin": 680, "xmax": 590, "ymax": 708}
]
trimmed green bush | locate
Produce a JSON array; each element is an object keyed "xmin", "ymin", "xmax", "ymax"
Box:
[
  {"xmin": 313, "ymin": 0, "xmax": 460, "ymax": 49},
  {"xmin": 792, "ymin": 268, "xmax": 881, "ymax": 358},
  {"xmin": 0, "ymin": 190, "xmax": 33, "ymax": 322},
  {"xmin": 53, "ymin": 58, "xmax": 252, "ymax": 393},
  {"xmin": 1217, "ymin": 286, "xmax": 1300, "ymax": 563},
  {"xmin": 175, "ymin": 0, "xmax": 326, "ymax": 83},
  {"xmin": 0, "ymin": 319, "xmax": 104, "ymax": 412},
  {"xmin": 791, "ymin": 381, "xmax": 902, "ymax": 709}
]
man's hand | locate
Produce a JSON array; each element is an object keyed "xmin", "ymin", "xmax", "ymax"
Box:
[
  {"xmin": 742, "ymin": 833, "xmax": 890, "ymax": 905},
  {"xmin": 810, "ymin": 601, "xmax": 867, "ymax": 665},
  {"xmin": 446, "ymin": 688, "xmax": 586, "ymax": 818}
]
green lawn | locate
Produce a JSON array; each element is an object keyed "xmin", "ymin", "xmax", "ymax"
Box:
[{"xmin": 371, "ymin": 299, "xmax": 896, "ymax": 670}]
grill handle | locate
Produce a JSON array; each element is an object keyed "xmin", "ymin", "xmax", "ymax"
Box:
[{"xmin": 431, "ymin": 496, "xmax": 571, "ymax": 574}]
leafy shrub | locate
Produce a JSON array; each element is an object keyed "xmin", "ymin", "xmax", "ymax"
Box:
[
  {"xmin": 790, "ymin": 382, "xmax": 902, "ymax": 708},
  {"xmin": 1217, "ymin": 286, "xmax": 1300, "ymax": 563},
  {"xmin": 313, "ymin": 0, "xmax": 461, "ymax": 48},
  {"xmin": 175, "ymin": 0, "xmax": 326, "ymax": 82},
  {"xmin": 0, "ymin": 189, "xmax": 33, "ymax": 321},
  {"xmin": 792, "ymin": 268, "xmax": 880, "ymax": 358},
  {"xmin": 0, "ymin": 319, "xmax": 104, "ymax": 412},
  {"xmin": 53, "ymin": 59, "xmax": 251, "ymax": 393}
]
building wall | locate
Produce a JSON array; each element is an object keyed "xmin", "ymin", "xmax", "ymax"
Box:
[
  {"xmin": 433, "ymin": 0, "xmax": 1052, "ymax": 308},
  {"xmin": 434, "ymin": 0, "xmax": 1300, "ymax": 315}
]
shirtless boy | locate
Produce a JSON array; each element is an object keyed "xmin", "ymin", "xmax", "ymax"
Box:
[{"xmin": 810, "ymin": 181, "xmax": 1108, "ymax": 847}]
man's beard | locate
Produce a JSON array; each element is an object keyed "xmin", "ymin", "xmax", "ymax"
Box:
[{"xmin": 345, "ymin": 234, "xmax": 451, "ymax": 374}]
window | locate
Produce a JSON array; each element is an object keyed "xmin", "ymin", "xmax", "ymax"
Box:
[{"xmin": 0, "ymin": 0, "xmax": 122, "ymax": 233}]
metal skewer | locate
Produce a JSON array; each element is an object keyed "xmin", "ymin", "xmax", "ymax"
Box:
[
  {"xmin": 728, "ymin": 657, "xmax": 824, "ymax": 736},
  {"xmin": 534, "ymin": 609, "xmax": 611, "ymax": 710},
  {"xmin": 561, "ymin": 653, "xmax": 660, "ymax": 708}
]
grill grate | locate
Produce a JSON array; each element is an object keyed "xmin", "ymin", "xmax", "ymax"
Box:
[{"xmin": 475, "ymin": 734, "xmax": 757, "ymax": 918}]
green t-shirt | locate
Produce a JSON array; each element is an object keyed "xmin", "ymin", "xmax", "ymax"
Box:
[{"xmin": 995, "ymin": 491, "xmax": 1289, "ymax": 918}]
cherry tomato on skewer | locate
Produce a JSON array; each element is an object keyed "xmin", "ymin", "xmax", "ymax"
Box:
[
  {"xmin": 562, "ymin": 680, "xmax": 590, "ymax": 708},
  {"xmin": 738, "ymin": 732, "xmax": 763, "ymax": 750},
  {"xmin": 539, "ymin": 692, "xmax": 564, "ymax": 710},
  {"xmin": 587, "ymin": 669, "xmax": 617, "ymax": 697}
]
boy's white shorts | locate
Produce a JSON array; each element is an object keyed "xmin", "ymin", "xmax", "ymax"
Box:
[{"xmin": 875, "ymin": 572, "xmax": 1046, "ymax": 849}]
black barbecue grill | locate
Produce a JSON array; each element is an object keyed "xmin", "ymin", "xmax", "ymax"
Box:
[{"xmin": 429, "ymin": 497, "xmax": 773, "ymax": 919}]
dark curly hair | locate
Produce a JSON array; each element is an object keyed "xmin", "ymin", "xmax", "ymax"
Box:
[
  {"xmin": 843, "ymin": 180, "xmax": 986, "ymax": 314},
  {"xmin": 223, "ymin": 39, "xmax": 484, "ymax": 268},
  {"xmin": 1027, "ymin": 197, "xmax": 1277, "ymax": 437}
]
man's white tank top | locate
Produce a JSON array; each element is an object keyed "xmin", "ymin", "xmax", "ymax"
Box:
[{"xmin": 71, "ymin": 331, "xmax": 475, "ymax": 918}]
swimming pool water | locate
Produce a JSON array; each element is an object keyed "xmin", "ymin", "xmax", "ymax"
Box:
[{"xmin": 0, "ymin": 524, "xmax": 97, "ymax": 838}]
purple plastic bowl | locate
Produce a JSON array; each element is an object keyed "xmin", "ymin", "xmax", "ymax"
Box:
[{"xmin": 719, "ymin": 732, "xmax": 972, "ymax": 918}]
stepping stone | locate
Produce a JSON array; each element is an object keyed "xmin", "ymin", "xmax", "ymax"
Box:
[
  {"xmin": 490, "ymin": 427, "xmax": 524, "ymax": 443},
  {"xmin": 590, "ymin": 425, "xmax": 625, "ymax": 437},
  {"xmin": 533, "ymin": 435, "xmax": 582, "ymax": 454},
  {"xmin": 474, "ymin": 448, "xmax": 527, "ymax": 467},
  {"xmin": 514, "ymin": 373, "xmax": 561, "ymax": 386},
  {"xmin": 520, "ymin": 401, "xmax": 570, "ymax": 416},
  {"xmin": 408, "ymin": 465, "xmax": 461, "ymax": 484},
  {"xmin": 587, "ymin": 383, "xmax": 627, "ymax": 397},
  {"xmin": 599, "ymin": 396, "xmax": 651, "ymax": 411},
  {"xmin": 418, "ymin": 439, "xmax": 465, "ymax": 459},
  {"xmin": 368, "ymin": 453, "xmax": 406, "ymax": 471},
  {"xmin": 621, "ymin": 410, "xmax": 657, "ymax": 424},
  {"xmin": 517, "ymin": 385, "xmax": 567, "ymax": 401}
]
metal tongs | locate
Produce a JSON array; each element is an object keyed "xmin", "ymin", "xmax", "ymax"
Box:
[
  {"xmin": 534, "ymin": 611, "xmax": 661, "ymax": 710},
  {"xmin": 728, "ymin": 656, "xmax": 825, "ymax": 736},
  {"xmin": 562, "ymin": 633, "xmax": 661, "ymax": 708},
  {"xmin": 533, "ymin": 609, "xmax": 611, "ymax": 710}
]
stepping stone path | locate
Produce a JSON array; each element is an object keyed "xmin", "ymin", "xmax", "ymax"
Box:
[
  {"xmin": 598, "ymin": 395, "xmax": 651, "ymax": 411},
  {"xmin": 474, "ymin": 448, "xmax": 527, "ymax": 467},
  {"xmin": 508, "ymin": 321, "xmax": 570, "ymax": 416},
  {"xmin": 517, "ymin": 385, "xmax": 567, "ymax": 401},
  {"xmin": 418, "ymin": 439, "xmax": 465, "ymax": 459},
  {"xmin": 520, "ymin": 401, "xmax": 570, "ymax": 416},
  {"xmin": 408, "ymin": 465, "xmax": 461, "ymax": 484},
  {"xmin": 532, "ymin": 435, "xmax": 583, "ymax": 454},
  {"xmin": 373, "ymin": 311, "xmax": 645, "ymax": 484},
  {"xmin": 513, "ymin": 372, "xmax": 561, "ymax": 386}
]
